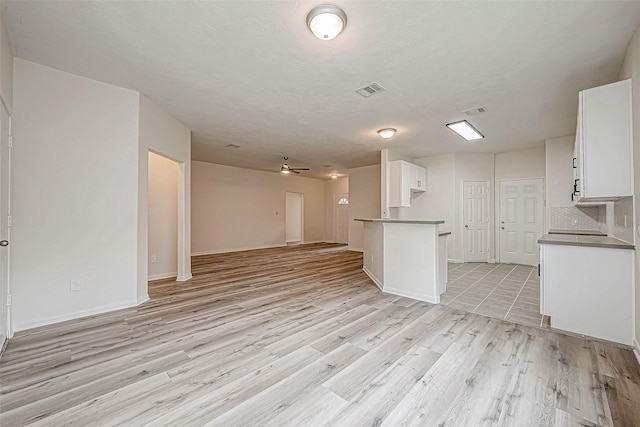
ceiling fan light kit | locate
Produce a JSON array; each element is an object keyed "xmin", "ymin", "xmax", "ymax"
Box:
[
  {"xmin": 280, "ymin": 157, "xmax": 310, "ymax": 175},
  {"xmin": 306, "ymin": 4, "xmax": 347, "ymax": 40}
]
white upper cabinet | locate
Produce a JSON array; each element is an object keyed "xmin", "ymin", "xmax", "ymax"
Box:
[
  {"xmin": 574, "ymin": 79, "xmax": 633, "ymax": 203},
  {"xmin": 388, "ymin": 160, "xmax": 426, "ymax": 207}
]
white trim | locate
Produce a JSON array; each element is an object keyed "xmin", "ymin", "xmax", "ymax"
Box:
[
  {"xmin": 192, "ymin": 243, "xmax": 287, "ymax": 256},
  {"xmin": 633, "ymin": 338, "xmax": 640, "ymax": 367},
  {"xmin": 362, "ymin": 266, "xmax": 383, "ymax": 290},
  {"xmin": 137, "ymin": 294, "xmax": 150, "ymax": 305},
  {"xmin": 148, "ymin": 272, "xmax": 177, "ymax": 281},
  {"xmin": 448, "ymin": 258, "xmax": 463, "ymax": 264},
  {"xmin": 383, "ymin": 286, "xmax": 440, "ymax": 304},
  {"xmin": 488, "ymin": 259, "xmax": 496, "ymax": 264},
  {"xmin": 348, "ymin": 246, "xmax": 363, "ymax": 252},
  {"xmin": 176, "ymin": 274, "xmax": 192, "ymax": 282},
  {"xmin": 13, "ymin": 299, "xmax": 140, "ymax": 332},
  {"xmin": 302, "ymin": 240, "xmax": 325, "ymax": 245}
]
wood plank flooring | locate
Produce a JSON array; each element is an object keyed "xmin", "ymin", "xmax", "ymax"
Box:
[{"xmin": 1, "ymin": 243, "xmax": 639, "ymax": 426}]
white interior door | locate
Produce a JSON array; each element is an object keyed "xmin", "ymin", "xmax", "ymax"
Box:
[
  {"xmin": 285, "ymin": 192, "xmax": 303, "ymax": 243},
  {"xmin": 333, "ymin": 193, "xmax": 349, "ymax": 244},
  {"xmin": 0, "ymin": 102, "xmax": 11, "ymax": 343},
  {"xmin": 462, "ymin": 181, "xmax": 490, "ymax": 262},
  {"xmin": 499, "ymin": 179, "xmax": 544, "ymax": 266}
]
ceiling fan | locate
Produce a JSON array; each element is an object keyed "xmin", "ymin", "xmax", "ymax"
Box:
[{"xmin": 280, "ymin": 157, "xmax": 309, "ymax": 174}]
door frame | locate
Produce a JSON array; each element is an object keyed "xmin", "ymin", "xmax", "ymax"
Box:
[
  {"xmin": 285, "ymin": 192, "xmax": 304, "ymax": 244},
  {"xmin": 461, "ymin": 179, "xmax": 491, "ymax": 263},
  {"xmin": 0, "ymin": 97, "xmax": 12, "ymax": 343},
  {"xmin": 333, "ymin": 193, "xmax": 349, "ymax": 244},
  {"xmin": 495, "ymin": 177, "xmax": 545, "ymax": 264}
]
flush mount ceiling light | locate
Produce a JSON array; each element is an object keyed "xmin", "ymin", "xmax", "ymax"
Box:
[
  {"xmin": 377, "ymin": 128, "xmax": 397, "ymax": 139},
  {"xmin": 306, "ymin": 4, "xmax": 347, "ymax": 40},
  {"xmin": 331, "ymin": 174, "xmax": 338, "ymax": 179},
  {"xmin": 446, "ymin": 120, "xmax": 484, "ymax": 141}
]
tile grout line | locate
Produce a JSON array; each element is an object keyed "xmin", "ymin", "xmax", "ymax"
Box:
[
  {"xmin": 446, "ymin": 263, "xmax": 503, "ymax": 306},
  {"xmin": 472, "ymin": 264, "xmax": 518, "ymax": 313},
  {"xmin": 504, "ymin": 267, "xmax": 535, "ymax": 320}
]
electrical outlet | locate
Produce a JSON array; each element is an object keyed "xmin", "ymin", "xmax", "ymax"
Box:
[
  {"xmin": 151, "ymin": 255, "xmax": 157, "ymax": 263},
  {"xmin": 70, "ymin": 280, "xmax": 81, "ymax": 292}
]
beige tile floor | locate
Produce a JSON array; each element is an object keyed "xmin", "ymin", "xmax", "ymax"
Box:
[{"xmin": 441, "ymin": 262, "xmax": 548, "ymax": 328}]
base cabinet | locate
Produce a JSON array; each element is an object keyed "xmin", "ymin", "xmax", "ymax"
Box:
[{"xmin": 540, "ymin": 243, "xmax": 633, "ymax": 345}]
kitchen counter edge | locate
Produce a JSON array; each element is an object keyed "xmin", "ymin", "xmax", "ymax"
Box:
[
  {"xmin": 354, "ymin": 218, "xmax": 445, "ymax": 225},
  {"xmin": 538, "ymin": 234, "xmax": 634, "ymax": 250}
]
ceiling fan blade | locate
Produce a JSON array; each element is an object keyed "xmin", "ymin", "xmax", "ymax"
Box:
[
  {"xmin": 290, "ymin": 169, "xmax": 300, "ymax": 174},
  {"xmin": 290, "ymin": 168, "xmax": 310, "ymax": 171}
]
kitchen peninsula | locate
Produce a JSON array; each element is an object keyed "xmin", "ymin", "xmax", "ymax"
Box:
[{"xmin": 355, "ymin": 219, "xmax": 449, "ymax": 304}]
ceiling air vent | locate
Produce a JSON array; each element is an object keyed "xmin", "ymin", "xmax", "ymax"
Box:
[
  {"xmin": 463, "ymin": 107, "xmax": 487, "ymax": 116},
  {"xmin": 355, "ymin": 82, "xmax": 385, "ymax": 98},
  {"xmin": 225, "ymin": 144, "xmax": 241, "ymax": 149}
]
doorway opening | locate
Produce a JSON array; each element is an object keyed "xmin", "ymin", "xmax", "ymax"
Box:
[
  {"xmin": 285, "ymin": 192, "xmax": 303, "ymax": 244},
  {"xmin": 148, "ymin": 151, "xmax": 179, "ymax": 281},
  {"xmin": 498, "ymin": 178, "xmax": 544, "ymax": 266},
  {"xmin": 333, "ymin": 193, "xmax": 349, "ymax": 244}
]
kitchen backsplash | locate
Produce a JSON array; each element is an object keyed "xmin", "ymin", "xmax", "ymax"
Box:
[{"xmin": 550, "ymin": 205, "xmax": 604, "ymax": 232}]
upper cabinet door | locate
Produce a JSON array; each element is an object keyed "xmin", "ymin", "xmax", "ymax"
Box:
[{"xmin": 576, "ymin": 79, "xmax": 633, "ymax": 203}]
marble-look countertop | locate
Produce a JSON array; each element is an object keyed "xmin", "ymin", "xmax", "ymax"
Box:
[
  {"xmin": 354, "ymin": 218, "xmax": 445, "ymax": 225},
  {"xmin": 538, "ymin": 234, "xmax": 634, "ymax": 250}
]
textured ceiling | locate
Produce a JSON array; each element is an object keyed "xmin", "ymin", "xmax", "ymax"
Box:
[{"xmin": 4, "ymin": 1, "xmax": 640, "ymax": 179}]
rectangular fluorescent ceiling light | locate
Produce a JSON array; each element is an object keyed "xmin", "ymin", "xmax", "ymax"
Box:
[{"xmin": 446, "ymin": 120, "xmax": 484, "ymax": 141}]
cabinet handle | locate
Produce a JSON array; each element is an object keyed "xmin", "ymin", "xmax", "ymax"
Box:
[
  {"xmin": 571, "ymin": 192, "xmax": 574, "ymax": 201},
  {"xmin": 573, "ymin": 157, "xmax": 576, "ymax": 169}
]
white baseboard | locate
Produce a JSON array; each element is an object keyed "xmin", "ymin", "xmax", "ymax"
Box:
[
  {"xmin": 488, "ymin": 259, "xmax": 496, "ymax": 264},
  {"xmin": 137, "ymin": 294, "xmax": 150, "ymax": 305},
  {"xmin": 448, "ymin": 258, "xmax": 463, "ymax": 263},
  {"xmin": 148, "ymin": 272, "xmax": 177, "ymax": 281},
  {"xmin": 634, "ymin": 338, "xmax": 640, "ymax": 367},
  {"xmin": 14, "ymin": 299, "xmax": 141, "ymax": 332},
  {"xmin": 362, "ymin": 266, "xmax": 383, "ymax": 290},
  {"xmin": 348, "ymin": 246, "xmax": 363, "ymax": 252},
  {"xmin": 176, "ymin": 274, "xmax": 192, "ymax": 282},
  {"xmin": 383, "ymin": 286, "xmax": 440, "ymax": 304},
  {"xmin": 192, "ymin": 243, "xmax": 286, "ymax": 256}
]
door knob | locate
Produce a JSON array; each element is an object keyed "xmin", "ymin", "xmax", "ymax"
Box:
[
  {"xmin": 501, "ymin": 227, "xmax": 505, "ymax": 230},
  {"xmin": 464, "ymin": 224, "xmax": 469, "ymax": 228},
  {"xmin": 0, "ymin": 240, "xmax": 8, "ymax": 247}
]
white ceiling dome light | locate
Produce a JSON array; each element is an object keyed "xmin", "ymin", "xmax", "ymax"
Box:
[
  {"xmin": 306, "ymin": 5, "xmax": 347, "ymax": 40},
  {"xmin": 377, "ymin": 128, "xmax": 397, "ymax": 139}
]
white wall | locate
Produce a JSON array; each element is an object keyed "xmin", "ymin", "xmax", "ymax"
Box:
[
  {"xmin": 495, "ymin": 147, "xmax": 545, "ymax": 180},
  {"xmin": 285, "ymin": 192, "xmax": 303, "ymax": 242},
  {"xmin": 397, "ymin": 154, "xmax": 455, "ymax": 258},
  {"xmin": 348, "ymin": 164, "xmax": 381, "ymax": 251},
  {"xmin": 12, "ymin": 59, "xmax": 140, "ymax": 330},
  {"xmin": 619, "ymin": 22, "xmax": 640, "ymax": 354},
  {"xmin": 545, "ymin": 136, "xmax": 575, "ymax": 232},
  {"xmin": 324, "ymin": 176, "xmax": 349, "ymax": 242},
  {"xmin": 191, "ymin": 161, "xmax": 325, "ymax": 254},
  {"xmin": 148, "ymin": 151, "xmax": 179, "ymax": 280},
  {"xmin": 138, "ymin": 94, "xmax": 192, "ymax": 297},
  {"xmin": 0, "ymin": 10, "xmax": 13, "ymax": 112}
]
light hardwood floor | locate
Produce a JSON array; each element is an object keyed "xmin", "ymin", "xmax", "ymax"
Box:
[{"xmin": 1, "ymin": 243, "xmax": 639, "ymax": 426}]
